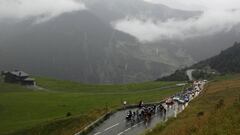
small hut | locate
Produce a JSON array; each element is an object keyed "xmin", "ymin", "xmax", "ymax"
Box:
[{"xmin": 2, "ymin": 70, "xmax": 36, "ymax": 86}]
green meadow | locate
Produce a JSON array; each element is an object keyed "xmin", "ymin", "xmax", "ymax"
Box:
[{"xmin": 0, "ymin": 77, "xmax": 183, "ymax": 135}]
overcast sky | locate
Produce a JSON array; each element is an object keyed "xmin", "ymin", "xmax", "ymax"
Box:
[
  {"xmin": 0, "ymin": 0, "xmax": 86, "ymax": 22},
  {"xmin": 144, "ymin": 0, "xmax": 240, "ymax": 11},
  {"xmin": 1, "ymin": 0, "xmax": 240, "ymax": 43},
  {"xmin": 114, "ymin": 0, "xmax": 240, "ymax": 42}
]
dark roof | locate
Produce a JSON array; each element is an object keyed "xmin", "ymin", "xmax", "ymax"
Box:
[
  {"xmin": 24, "ymin": 78, "xmax": 35, "ymax": 81},
  {"xmin": 1, "ymin": 71, "xmax": 8, "ymax": 74},
  {"xmin": 10, "ymin": 71, "xmax": 29, "ymax": 77}
]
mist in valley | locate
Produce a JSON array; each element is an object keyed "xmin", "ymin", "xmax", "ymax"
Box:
[{"xmin": 0, "ymin": 0, "xmax": 240, "ymax": 83}]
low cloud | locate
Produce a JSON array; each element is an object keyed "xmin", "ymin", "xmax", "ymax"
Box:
[
  {"xmin": 113, "ymin": 0, "xmax": 240, "ymax": 42},
  {"xmin": 0, "ymin": 0, "xmax": 86, "ymax": 21}
]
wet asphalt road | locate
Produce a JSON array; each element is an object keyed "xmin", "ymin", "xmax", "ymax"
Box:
[
  {"xmin": 87, "ymin": 102, "xmax": 184, "ymax": 135},
  {"xmin": 81, "ymin": 71, "xmax": 204, "ymax": 135},
  {"xmin": 186, "ymin": 69, "xmax": 195, "ymax": 81}
]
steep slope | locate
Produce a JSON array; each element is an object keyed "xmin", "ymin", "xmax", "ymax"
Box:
[
  {"xmin": 158, "ymin": 42, "xmax": 240, "ymax": 81},
  {"xmin": 192, "ymin": 42, "xmax": 240, "ymax": 73},
  {"xmin": 83, "ymin": 0, "xmax": 240, "ymax": 64},
  {"xmin": 0, "ymin": 11, "xmax": 174, "ymax": 83},
  {"xmin": 83, "ymin": 0, "xmax": 199, "ymax": 67}
]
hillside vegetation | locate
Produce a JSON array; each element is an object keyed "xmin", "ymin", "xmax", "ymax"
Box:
[
  {"xmin": 158, "ymin": 42, "xmax": 240, "ymax": 81},
  {"xmin": 145, "ymin": 74, "xmax": 240, "ymax": 135},
  {"xmin": 193, "ymin": 42, "xmax": 240, "ymax": 73},
  {"xmin": 0, "ymin": 77, "xmax": 182, "ymax": 135},
  {"xmin": 157, "ymin": 70, "xmax": 188, "ymax": 81}
]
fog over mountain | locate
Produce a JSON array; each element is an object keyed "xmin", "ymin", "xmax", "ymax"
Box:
[
  {"xmin": 0, "ymin": 0, "xmax": 86, "ymax": 21},
  {"xmin": 115, "ymin": 0, "xmax": 240, "ymax": 42},
  {"xmin": 0, "ymin": 0, "xmax": 239, "ymax": 83}
]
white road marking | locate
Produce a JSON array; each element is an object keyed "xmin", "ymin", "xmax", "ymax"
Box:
[
  {"xmin": 94, "ymin": 84, "xmax": 205, "ymax": 135},
  {"xmin": 104, "ymin": 123, "xmax": 119, "ymax": 131},
  {"xmin": 117, "ymin": 132, "xmax": 124, "ymax": 135},
  {"xmin": 124, "ymin": 127, "xmax": 131, "ymax": 132},
  {"xmin": 93, "ymin": 132, "xmax": 102, "ymax": 135}
]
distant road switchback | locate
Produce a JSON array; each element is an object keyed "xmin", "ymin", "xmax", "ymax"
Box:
[{"xmin": 186, "ymin": 69, "xmax": 195, "ymax": 81}]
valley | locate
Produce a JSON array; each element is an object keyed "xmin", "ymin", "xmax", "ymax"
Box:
[{"xmin": 0, "ymin": 77, "xmax": 182, "ymax": 135}]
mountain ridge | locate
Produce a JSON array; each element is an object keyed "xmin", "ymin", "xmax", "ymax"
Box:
[
  {"xmin": 158, "ymin": 41, "xmax": 240, "ymax": 81},
  {"xmin": 192, "ymin": 42, "xmax": 240, "ymax": 73},
  {"xmin": 0, "ymin": 10, "xmax": 176, "ymax": 83}
]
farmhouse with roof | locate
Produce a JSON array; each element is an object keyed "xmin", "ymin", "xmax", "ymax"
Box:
[{"xmin": 1, "ymin": 70, "xmax": 36, "ymax": 86}]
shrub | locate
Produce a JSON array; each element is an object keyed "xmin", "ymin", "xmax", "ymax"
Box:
[
  {"xmin": 197, "ymin": 111, "xmax": 204, "ymax": 117},
  {"xmin": 66, "ymin": 112, "xmax": 72, "ymax": 117},
  {"xmin": 216, "ymin": 99, "xmax": 224, "ymax": 110}
]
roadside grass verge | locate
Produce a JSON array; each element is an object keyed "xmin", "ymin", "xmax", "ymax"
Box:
[{"xmin": 144, "ymin": 74, "xmax": 240, "ymax": 135}]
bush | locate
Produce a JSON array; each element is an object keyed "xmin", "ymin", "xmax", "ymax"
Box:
[
  {"xmin": 66, "ymin": 112, "xmax": 72, "ymax": 117},
  {"xmin": 197, "ymin": 111, "xmax": 204, "ymax": 117},
  {"xmin": 216, "ymin": 99, "xmax": 224, "ymax": 110}
]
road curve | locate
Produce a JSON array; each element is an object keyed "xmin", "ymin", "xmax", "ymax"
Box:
[
  {"xmin": 186, "ymin": 69, "xmax": 195, "ymax": 81},
  {"xmin": 86, "ymin": 103, "xmax": 184, "ymax": 135},
  {"xmin": 75, "ymin": 81, "xmax": 206, "ymax": 135}
]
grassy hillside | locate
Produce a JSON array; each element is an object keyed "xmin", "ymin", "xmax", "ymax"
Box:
[
  {"xmin": 145, "ymin": 74, "xmax": 240, "ymax": 135},
  {"xmin": 193, "ymin": 42, "xmax": 240, "ymax": 73},
  {"xmin": 0, "ymin": 77, "xmax": 183, "ymax": 135},
  {"xmin": 157, "ymin": 42, "xmax": 240, "ymax": 81},
  {"xmin": 156, "ymin": 70, "xmax": 188, "ymax": 81}
]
